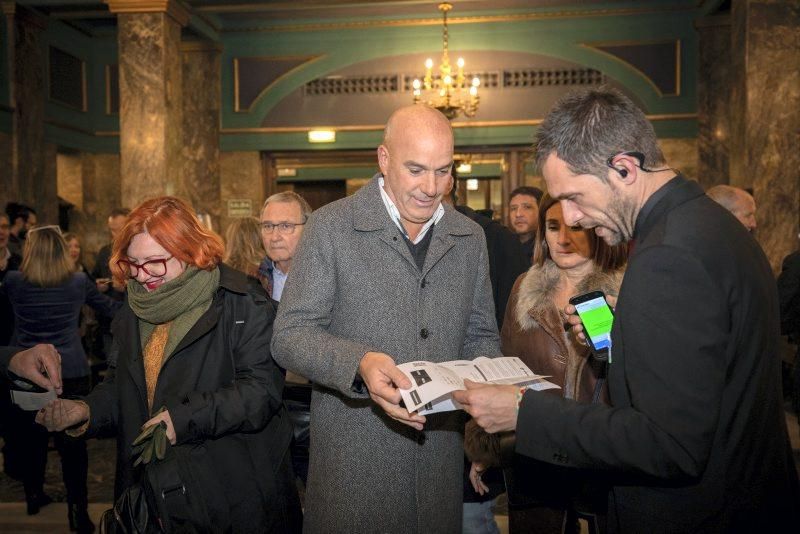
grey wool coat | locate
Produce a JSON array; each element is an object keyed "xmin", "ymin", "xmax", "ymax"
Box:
[{"xmin": 272, "ymin": 175, "xmax": 502, "ymax": 534}]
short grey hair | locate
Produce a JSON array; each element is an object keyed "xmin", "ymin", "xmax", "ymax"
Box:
[
  {"xmin": 534, "ymin": 87, "xmax": 665, "ymax": 181},
  {"xmin": 261, "ymin": 191, "xmax": 312, "ymax": 222}
]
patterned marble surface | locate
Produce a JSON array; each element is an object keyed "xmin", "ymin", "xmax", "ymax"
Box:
[
  {"xmin": 696, "ymin": 15, "xmax": 731, "ymax": 190},
  {"xmin": 12, "ymin": 10, "xmax": 48, "ymax": 220},
  {"xmin": 220, "ymin": 151, "xmax": 264, "ymax": 234},
  {"xmin": 182, "ymin": 45, "xmax": 222, "ymax": 231},
  {"xmin": 659, "ymin": 138, "xmax": 698, "ymax": 183},
  {"xmin": 730, "ymin": 0, "xmax": 800, "ymax": 272},
  {"xmin": 118, "ymin": 12, "xmax": 185, "ymax": 208}
]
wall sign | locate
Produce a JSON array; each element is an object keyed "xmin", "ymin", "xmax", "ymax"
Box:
[{"xmin": 227, "ymin": 199, "xmax": 253, "ymax": 217}]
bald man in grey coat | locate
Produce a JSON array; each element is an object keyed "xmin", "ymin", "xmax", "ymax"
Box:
[{"xmin": 272, "ymin": 105, "xmax": 501, "ymax": 533}]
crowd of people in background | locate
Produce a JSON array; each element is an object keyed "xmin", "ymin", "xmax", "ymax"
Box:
[{"xmin": 1, "ymin": 86, "xmax": 799, "ymax": 534}]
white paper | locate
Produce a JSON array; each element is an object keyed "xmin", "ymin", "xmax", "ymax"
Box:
[
  {"xmin": 398, "ymin": 356, "xmax": 559, "ymax": 414},
  {"xmin": 10, "ymin": 389, "xmax": 56, "ymax": 411}
]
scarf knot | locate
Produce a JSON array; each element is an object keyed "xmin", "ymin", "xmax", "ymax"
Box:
[{"xmin": 127, "ymin": 265, "xmax": 220, "ymax": 359}]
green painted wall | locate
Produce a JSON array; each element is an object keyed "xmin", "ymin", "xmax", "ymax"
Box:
[
  {"xmin": 222, "ymin": 4, "xmax": 698, "ymax": 131},
  {"xmin": 1, "ymin": 1, "xmax": 701, "ymax": 154}
]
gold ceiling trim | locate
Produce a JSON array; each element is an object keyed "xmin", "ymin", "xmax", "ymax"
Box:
[
  {"xmin": 581, "ymin": 39, "xmax": 681, "ymax": 97},
  {"xmin": 68, "ymin": 114, "xmax": 699, "ymax": 139},
  {"xmin": 222, "ymin": 114, "xmax": 697, "ymax": 135},
  {"xmin": 104, "ymin": 0, "xmax": 191, "ymax": 27},
  {"xmin": 222, "ymin": 7, "xmax": 690, "ymax": 34}
]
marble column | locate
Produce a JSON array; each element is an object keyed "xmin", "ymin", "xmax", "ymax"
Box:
[
  {"xmin": 77, "ymin": 153, "xmax": 121, "ymax": 268},
  {"xmin": 107, "ymin": 0, "xmax": 189, "ymax": 208},
  {"xmin": 730, "ymin": 0, "xmax": 800, "ymax": 272},
  {"xmin": 182, "ymin": 40, "xmax": 222, "ymax": 231},
  {"xmin": 695, "ymin": 14, "xmax": 731, "ymax": 189},
  {"xmin": 659, "ymin": 138, "xmax": 698, "ymax": 184},
  {"xmin": 4, "ymin": 4, "xmax": 50, "ymax": 217},
  {"xmin": 0, "ymin": 3, "xmax": 16, "ymax": 209},
  {"xmin": 220, "ymin": 151, "xmax": 264, "ymax": 234},
  {"xmin": 40, "ymin": 143, "xmax": 58, "ymax": 224}
]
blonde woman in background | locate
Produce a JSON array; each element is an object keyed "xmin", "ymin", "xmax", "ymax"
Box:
[
  {"xmin": 224, "ymin": 217, "xmax": 269, "ymax": 289},
  {"xmin": 63, "ymin": 232, "xmax": 88, "ymax": 274},
  {"xmin": 2, "ymin": 225, "xmax": 120, "ymax": 532}
]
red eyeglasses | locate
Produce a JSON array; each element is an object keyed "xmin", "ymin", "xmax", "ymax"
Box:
[{"xmin": 116, "ymin": 256, "xmax": 173, "ymax": 278}]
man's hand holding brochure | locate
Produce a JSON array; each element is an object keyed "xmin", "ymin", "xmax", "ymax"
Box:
[{"xmin": 398, "ymin": 356, "xmax": 559, "ymax": 415}]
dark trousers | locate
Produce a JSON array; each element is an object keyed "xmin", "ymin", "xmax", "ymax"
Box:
[{"xmin": 11, "ymin": 376, "xmax": 91, "ymax": 505}]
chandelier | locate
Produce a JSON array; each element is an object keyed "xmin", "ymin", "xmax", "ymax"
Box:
[{"xmin": 412, "ymin": 3, "xmax": 480, "ymax": 120}]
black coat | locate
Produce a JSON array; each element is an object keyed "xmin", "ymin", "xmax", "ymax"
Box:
[
  {"xmin": 85, "ymin": 264, "xmax": 300, "ymax": 532},
  {"xmin": 515, "ymin": 177, "xmax": 799, "ymax": 532},
  {"xmin": 456, "ymin": 205, "xmax": 528, "ymax": 329},
  {"xmin": 778, "ymin": 250, "xmax": 800, "ymax": 341}
]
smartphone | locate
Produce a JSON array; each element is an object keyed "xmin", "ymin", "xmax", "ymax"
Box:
[{"xmin": 568, "ymin": 290, "xmax": 614, "ymax": 358}]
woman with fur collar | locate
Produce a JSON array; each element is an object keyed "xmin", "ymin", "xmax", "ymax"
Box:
[{"xmin": 466, "ymin": 193, "xmax": 626, "ymax": 533}]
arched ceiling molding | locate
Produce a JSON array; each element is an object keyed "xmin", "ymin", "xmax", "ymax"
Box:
[{"xmin": 221, "ymin": 10, "xmax": 696, "ymax": 129}]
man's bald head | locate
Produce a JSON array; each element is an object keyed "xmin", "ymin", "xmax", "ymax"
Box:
[
  {"xmin": 377, "ymin": 105, "xmax": 455, "ymax": 241},
  {"xmin": 382, "ymin": 105, "xmax": 453, "ymax": 151},
  {"xmin": 707, "ymin": 185, "xmax": 757, "ymax": 232}
]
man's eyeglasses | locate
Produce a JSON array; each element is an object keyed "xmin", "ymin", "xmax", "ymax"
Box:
[
  {"xmin": 260, "ymin": 222, "xmax": 305, "ymax": 235},
  {"xmin": 117, "ymin": 256, "xmax": 173, "ymax": 278}
]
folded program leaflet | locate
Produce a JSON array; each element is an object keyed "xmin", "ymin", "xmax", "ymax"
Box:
[{"xmin": 398, "ymin": 356, "xmax": 559, "ymax": 415}]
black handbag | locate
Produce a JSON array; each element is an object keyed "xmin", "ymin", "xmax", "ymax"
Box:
[
  {"xmin": 100, "ymin": 431, "xmax": 229, "ymax": 534},
  {"xmin": 98, "ymin": 477, "xmax": 160, "ymax": 534}
]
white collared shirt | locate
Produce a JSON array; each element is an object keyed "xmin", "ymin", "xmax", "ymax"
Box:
[
  {"xmin": 272, "ymin": 264, "xmax": 288, "ymax": 302},
  {"xmin": 378, "ymin": 176, "xmax": 444, "ymax": 244}
]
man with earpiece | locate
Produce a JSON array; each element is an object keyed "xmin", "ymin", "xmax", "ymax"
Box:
[{"xmin": 454, "ymin": 87, "xmax": 799, "ymax": 532}]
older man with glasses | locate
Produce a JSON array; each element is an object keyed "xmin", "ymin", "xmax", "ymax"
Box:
[
  {"xmin": 258, "ymin": 191, "xmax": 312, "ymax": 302},
  {"xmin": 258, "ymin": 190, "xmax": 314, "ymax": 488}
]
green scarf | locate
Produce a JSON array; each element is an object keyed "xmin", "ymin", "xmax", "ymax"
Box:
[{"xmin": 127, "ymin": 265, "xmax": 221, "ymax": 359}]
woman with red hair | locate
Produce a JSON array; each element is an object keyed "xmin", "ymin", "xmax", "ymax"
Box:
[{"xmin": 37, "ymin": 196, "xmax": 301, "ymax": 532}]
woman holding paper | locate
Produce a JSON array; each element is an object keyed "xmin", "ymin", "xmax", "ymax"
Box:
[
  {"xmin": 36, "ymin": 197, "xmax": 301, "ymax": 533},
  {"xmin": 3, "ymin": 225, "xmax": 120, "ymax": 531},
  {"xmin": 465, "ymin": 193, "xmax": 626, "ymax": 533}
]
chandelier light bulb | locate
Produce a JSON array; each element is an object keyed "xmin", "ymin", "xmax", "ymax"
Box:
[{"xmin": 411, "ymin": 3, "xmax": 480, "ymax": 119}]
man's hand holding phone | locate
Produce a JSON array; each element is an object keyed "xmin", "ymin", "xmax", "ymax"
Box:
[{"xmin": 566, "ymin": 292, "xmax": 617, "ymax": 357}]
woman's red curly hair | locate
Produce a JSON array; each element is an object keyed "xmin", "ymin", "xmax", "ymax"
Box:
[{"xmin": 110, "ymin": 196, "xmax": 225, "ymax": 286}]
